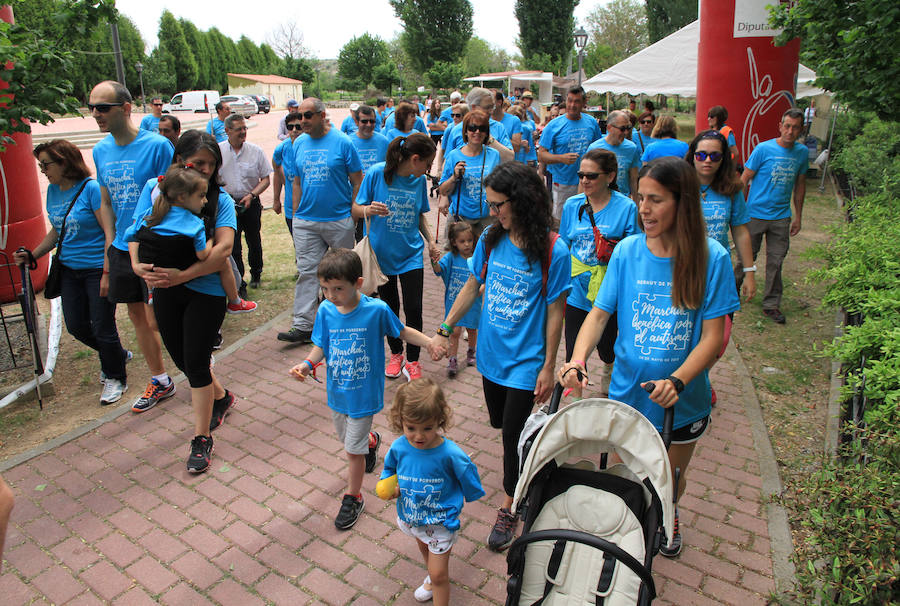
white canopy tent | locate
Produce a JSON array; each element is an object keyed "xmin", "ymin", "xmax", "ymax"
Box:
[
  {"xmin": 582, "ymin": 21, "xmax": 824, "ymax": 99},
  {"xmin": 463, "ymin": 70, "xmax": 555, "ymax": 105}
]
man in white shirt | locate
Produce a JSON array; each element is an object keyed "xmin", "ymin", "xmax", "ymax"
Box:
[{"xmin": 219, "ymin": 114, "xmax": 271, "ymax": 294}]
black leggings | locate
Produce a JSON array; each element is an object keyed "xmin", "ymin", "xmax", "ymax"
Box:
[
  {"xmin": 564, "ymin": 306, "xmax": 617, "ymax": 365},
  {"xmin": 378, "ymin": 268, "xmax": 423, "ymax": 362},
  {"xmin": 483, "ymin": 377, "xmax": 536, "ymax": 496},
  {"xmin": 152, "ymin": 285, "xmax": 226, "ymax": 388}
]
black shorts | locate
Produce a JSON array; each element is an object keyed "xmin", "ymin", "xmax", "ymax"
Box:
[
  {"xmin": 106, "ymin": 245, "xmax": 148, "ymax": 304},
  {"xmin": 669, "ymin": 415, "xmax": 711, "ymax": 444}
]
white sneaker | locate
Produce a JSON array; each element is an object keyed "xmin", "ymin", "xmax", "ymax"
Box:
[
  {"xmin": 414, "ymin": 575, "xmax": 433, "ymax": 602},
  {"xmin": 100, "ymin": 378, "xmax": 127, "ymax": 405},
  {"xmin": 100, "ymin": 350, "xmax": 132, "ymax": 383}
]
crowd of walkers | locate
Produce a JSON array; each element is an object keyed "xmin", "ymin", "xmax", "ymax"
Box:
[{"xmin": 9, "ymin": 78, "xmax": 811, "ymax": 603}]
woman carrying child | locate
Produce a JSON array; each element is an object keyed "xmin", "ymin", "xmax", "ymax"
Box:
[
  {"xmin": 130, "ymin": 131, "xmax": 239, "ymax": 473},
  {"xmin": 353, "ymin": 133, "xmax": 439, "ymax": 382},
  {"xmin": 431, "ymin": 221, "xmax": 479, "ymax": 376},
  {"xmin": 378, "ymin": 378, "xmax": 484, "ymax": 605}
]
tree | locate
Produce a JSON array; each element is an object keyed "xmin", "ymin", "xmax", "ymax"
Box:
[
  {"xmin": 389, "ymin": 0, "xmax": 473, "ymax": 73},
  {"xmin": 236, "ymin": 35, "xmax": 265, "ymax": 73},
  {"xmin": 205, "ymin": 28, "xmax": 234, "ymax": 91},
  {"xmin": 372, "ymin": 62, "xmax": 401, "ymax": 93},
  {"xmin": 0, "ymin": 0, "xmax": 118, "ymax": 149},
  {"xmin": 771, "ymin": 0, "xmax": 898, "ymax": 119},
  {"xmin": 585, "ymin": 0, "xmax": 648, "ymax": 64},
  {"xmin": 516, "ymin": 0, "xmax": 579, "ymax": 74},
  {"xmin": 464, "ymin": 37, "xmax": 513, "ymax": 76},
  {"xmin": 282, "ymin": 56, "xmax": 315, "ymax": 84},
  {"xmin": 337, "ymin": 33, "xmax": 389, "ymax": 88},
  {"xmin": 583, "ymin": 42, "xmax": 616, "ymax": 76},
  {"xmin": 142, "ymin": 47, "xmax": 176, "ymax": 96},
  {"xmin": 645, "ymin": 0, "xmax": 696, "ymax": 43},
  {"xmin": 157, "ymin": 10, "xmax": 197, "ymax": 91},
  {"xmin": 179, "ymin": 19, "xmax": 211, "ymax": 90},
  {"xmin": 425, "ymin": 61, "xmax": 465, "ymax": 90},
  {"xmin": 266, "ymin": 20, "xmax": 311, "ymax": 60}
]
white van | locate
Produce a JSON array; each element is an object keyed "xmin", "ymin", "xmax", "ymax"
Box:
[{"xmin": 162, "ymin": 90, "xmax": 221, "ymax": 114}]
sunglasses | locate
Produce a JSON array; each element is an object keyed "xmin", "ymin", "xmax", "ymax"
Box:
[
  {"xmin": 38, "ymin": 160, "xmax": 58, "ymax": 171},
  {"xmin": 640, "ymin": 119, "xmax": 653, "ymax": 125},
  {"xmin": 300, "ymin": 110, "xmax": 318, "ymax": 120},
  {"xmin": 451, "ymin": 113, "xmax": 461, "ymax": 118},
  {"xmin": 488, "ymin": 199, "xmax": 508, "ymax": 212},
  {"xmin": 358, "ymin": 119, "xmax": 375, "ymax": 125},
  {"xmin": 577, "ymin": 171, "xmax": 603, "ymax": 180},
  {"xmin": 152, "ymin": 103, "xmax": 164, "ymax": 107},
  {"xmin": 608, "ymin": 124, "xmax": 630, "ymax": 131},
  {"xmin": 694, "ymin": 151, "xmax": 724, "ymax": 162},
  {"xmin": 88, "ymin": 102, "xmax": 124, "ymax": 113},
  {"xmin": 466, "ymin": 124, "xmax": 489, "ymax": 133},
  {"xmin": 285, "ymin": 123, "xmax": 302, "ymax": 130}
]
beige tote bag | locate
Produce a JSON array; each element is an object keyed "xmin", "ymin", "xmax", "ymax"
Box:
[{"xmin": 352, "ymin": 215, "xmax": 388, "ymax": 295}]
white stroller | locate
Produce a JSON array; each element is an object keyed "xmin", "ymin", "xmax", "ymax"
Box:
[{"xmin": 505, "ymin": 384, "xmax": 676, "ymax": 605}]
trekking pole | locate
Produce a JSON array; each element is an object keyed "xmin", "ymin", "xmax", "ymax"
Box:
[
  {"xmin": 16, "ymin": 250, "xmax": 44, "ymax": 409},
  {"xmin": 434, "ymin": 211, "xmax": 441, "ymax": 245}
]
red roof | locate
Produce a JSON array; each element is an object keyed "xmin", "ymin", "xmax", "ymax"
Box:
[
  {"xmin": 474, "ymin": 70, "xmax": 543, "ymax": 79},
  {"xmin": 228, "ymin": 73, "xmax": 303, "ymax": 85}
]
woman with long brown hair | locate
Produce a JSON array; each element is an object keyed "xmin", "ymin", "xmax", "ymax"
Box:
[{"xmin": 558, "ymin": 156, "xmax": 740, "ymax": 558}]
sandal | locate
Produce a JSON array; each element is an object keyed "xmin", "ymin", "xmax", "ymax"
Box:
[{"xmin": 414, "ymin": 575, "xmax": 433, "ymax": 602}]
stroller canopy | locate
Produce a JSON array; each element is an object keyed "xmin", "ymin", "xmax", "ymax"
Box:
[{"xmin": 513, "ymin": 398, "xmax": 676, "ymax": 544}]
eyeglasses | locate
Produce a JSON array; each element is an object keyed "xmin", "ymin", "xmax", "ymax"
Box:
[
  {"xmin": 285, "ymin": 123, "xmax": 302, "ymax": 130},
  {"xmin": 488, "ymin": 199, "xmax": 509, "ymax": 212},
  {"xmin": 577, "ymin": 171, "xmax": 603, "ymax": 180},
  {"xmin": 694, "ymin": 151, "xmax": 723, "ymax": 162},
  {"xmin": 38, "ymin": 160, "xmax": 58, "ymax": 171},
  {"xmin": 88, "ymin": 102, "xmax": 124, "ymax": 113},
  {"xmin": 451, "ymin": 113, "xmax": 461, "ymax": 118},
  {"xmin": 300, "ymin": 111, "xmax": 318, "ymax": 120},
  {"xmin": 466, "ymin": 124, "xmax": 489, "ymax": 133},
  {"xmin": 608, "ymin": 124, "xmax": 630, "ymax": 131},
  {"xmin": 640, "ymin": 119, "xmax": 653, "ymax": 125},
  {"xmin": 358, "ymin": 119, "xmax": 375, "ymax": 125}
]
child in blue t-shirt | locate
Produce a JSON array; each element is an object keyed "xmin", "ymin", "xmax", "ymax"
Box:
[
  {"xmin": 289, "ymin": 248, "xmax": 434, "ymax": 531},
  {"xmin": 127, "ymin": 164, "xmax": 212, "ymax": 269},
  {"xmin": 431, "ymin": 221, "xmax": 480, "ymax": 377},
  {"xmin": 378, "ymin": 378, "xmax": 484, "ymax": 606}
]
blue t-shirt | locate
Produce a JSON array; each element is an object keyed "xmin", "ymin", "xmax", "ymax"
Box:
[
  {"xmin": 516, "ymin": 120, "xmax": 538, "ymax": 164},
  {"xmin": 744, "ymin": 139, "xmax": 808, "ymax": 220},
  {"xmin": 125, "ymin": 205, "xmax": 207, "ymax": 268},
  {"xmin": 92, "ymin": 130, "xmax": 174, "ymax": 251},
  {"xmin": 340, "ymin": 115, "xmax": 358, "ymax": 136},
  {"xmin": 641, "ymin": 138, "xmax": 689, "ymax": 163},
  {"xmin": 206, "ymin": 118, "xmax": 226, "ymax": 143},
  {"xmin": 594, "ymin": 235, "xmax": 740, "ymax": 430},
  {"xmin": 701, "ymin": 188, "xmax": 750, "ymax": 251},
  {"xmin": 273, "ymin": 138, "xmax": 297, "ymax": 220},
  {"xmin": 587, "ymin": 138, "xmax": 641, "ymax": 195},
  {"xmin": 442, "ymin": 119, "xmax": 512, "ymax": 155},
  {"xmin": 351, "ymin": 133, "xmax": 390, "ymax": 176},
  {"xmin": 559, "ymin": 192, "xmax": 640, "ymax": 312},
  {"xmin": 385, "ymin": 127, "xmax": 415, "ymax": 142},
  {"xmin": 437, "ymin": 252, "xmax": 480, "ymax": 329},
  {"xmin": 47, "ymin": 179, "xmax": 105, "ymax": 269},
  {"xmin": 311, "ymin": 295, "xmax": 404, "ymax": 417},
  {"xmin": 381, "ymin": 436, "xmax": 485, "ymax": 531},
  {"xmin": 499, "ymin": 113, "xmax": 523, "ymax": 144},
  {"xmin": 384, "ymin": 113, "xmax": 427, "ymax": 134},
  {"xmin": 356, "ymin": 162, "xmax": 430, "ymax": 276},
  {"xmin": 131, "ymin": 179, "xmax": 237, "ymax": 297},
  {"xmin": 292, "ymin": 129, "xmax": 362, "ymax": 222},
  {"xmin": 426, "ymin": 112, "xmax": 445, "ymax": 134},
  {"xmin": 631, "ymin": 130, "xmax": 659, "ymax": 153},
  {"xmin": 539, "ymin": 114, "xmax": 602, "ymax": 186},
  {"xmin": 469, "ymin": 229, "xmax": 571, "ymax": 390},
  {"xmin": 139, "ymin": 115, "xmax": 160, "ymax": 133},
  {"xmin": 439, "ymin": 107, "xmax": 453, "ymax": 125},
  {"xmin": 439, "ymin": 147, "xmax": 501, "ymax": 220}
]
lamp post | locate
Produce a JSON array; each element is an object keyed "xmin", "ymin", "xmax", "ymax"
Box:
[
  {"xmin": 574, "ymin": 27, "xmax": 588, "ymax": 87},
  {"xmin": 135, "ymin": 61, "xmax": 146, "ymax": 110}
]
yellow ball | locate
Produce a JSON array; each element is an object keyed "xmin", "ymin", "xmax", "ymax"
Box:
[{"xmin": 375, "ymin": 474, "xmax": 398, "ymax": 500}]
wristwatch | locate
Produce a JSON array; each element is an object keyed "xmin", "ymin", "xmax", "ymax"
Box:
[{"xmin": 667, "ymin": 375, "xmax": 685, "ymax": 394}]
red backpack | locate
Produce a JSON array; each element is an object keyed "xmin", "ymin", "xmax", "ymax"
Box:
[{"xmin": 479, "ymin": 232, "xmax": 560, "ymax": 298}]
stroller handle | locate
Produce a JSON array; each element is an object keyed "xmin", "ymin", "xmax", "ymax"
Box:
[{"xmin": 642, "ymin": 382, "xmax": 674, "ymax": 449}]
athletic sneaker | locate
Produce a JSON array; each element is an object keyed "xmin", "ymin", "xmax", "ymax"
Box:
[
  {"xmin": 659, "ymin": 506, "xmax": 682, "ymax": 557},
  {"xmin": 186, "ymin": 435, "xmax": 213, "ymax": 473},
  {"xmin": 277, "ymin": 327, "xmax": 312, "ymax": 343},
  {"xmin": 447, "ymin": 356, "xmax": 458, "ymax": 377},
  {"xmin": 466, "ymin": 347, "xmax": 476, "ymax": 367},
  {"xmin": 488, "ymin": 507, "xmax": 518, "ymax": 552},
  {"xmin": 226, "ymin": 298, "xmax": 258, "ymax": 314},
  {"xmin": 385, "ymin": 353, "xmax": 404, "ymax": 378},
  {"xmin": 365, "ymin": 431, "xmax": 381, "ymax": 473},
  {"xmin": 100, "ymin": 349, "xmax": 132, "ymax": 383},
  {"xmin": 403, "ymin": 361, "xmax": 422, "ymax": 381},
  {"xmin": 209, "ymin": 390, "xmax": 235, "ymax": 431},
  {"xmin": 334, "ymin": 494, "xmax": 364, "ymax": 530},
  {"xmin": 100, "ymin": 378, "xmax": 126, "ymax": 405},
  {"xmin": 132, "ymin": 378, "xmax": 176, "ymax": 413}
]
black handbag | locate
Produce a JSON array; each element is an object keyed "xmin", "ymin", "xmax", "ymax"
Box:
[{"xmin": 44, "ymin": 179, "xmax": 90, "ymax": 300}]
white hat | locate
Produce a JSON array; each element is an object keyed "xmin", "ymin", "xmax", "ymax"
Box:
[{"xmin": 349, "ymin": 103, "xmax": 360, "ymax": 111}]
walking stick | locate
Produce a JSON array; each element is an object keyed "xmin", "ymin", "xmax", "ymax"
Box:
[{"xmin": 16, "ymin": 250, "xmax": 44, "ymax": 409}]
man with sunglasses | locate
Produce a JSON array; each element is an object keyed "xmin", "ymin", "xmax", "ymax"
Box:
[
  {"xmin": 278, "ymin": 97, "xmax": 363, "ymax": 343},
  {"xmin": 735, "ymin": 108, "xmax": 808, "ymax": 325},
  {"xmin": 350, "ymin": 105, "xmax": 390, "ymax": 241},
  {"xmin": 277, "ymin": 99, "xmax": 301, "ymax": 140},
  {"xmin": 89, "ymin": 80, "xmax": 177, "ymax": 414},
  {"xmin": 139, "ymin": 97, "xmax": 164, "ymax": 133},
  {"xmin": 272, "ymin": 113, "xmax": 303, "ymax": 235},
  {"xmin": 538, "ymin": 86, "xmax": 603, "ymax": 219},
  {"xmin": 586, "ymin": 110, "xmax": 640, "ymax": 200}
]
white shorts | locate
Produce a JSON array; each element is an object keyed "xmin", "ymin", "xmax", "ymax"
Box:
[
  {"xmin": 397, "ymin": 517, "xmax": 458, "ymax": 554},
  {"xmin": 331, "ymin": 411, "xmax": 373, "ymax": 455}
]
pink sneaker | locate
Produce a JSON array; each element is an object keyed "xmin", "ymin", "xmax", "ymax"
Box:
[
  {"xmin": 404, "ymin": 361, "xmax": 422, "ymax": 381},
  {"xmin": 385, "ymin": 353, "xmax": 405, "ymax": 378},
  {"xmin": 227, "ymin": 298, "xmax": 258, "ymax": 314}
]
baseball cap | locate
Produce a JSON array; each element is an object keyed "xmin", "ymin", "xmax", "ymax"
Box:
[
  {"xmin": 349, "ymin": 103, "xmax": 360, "ymax": 111},
  {"xmin": 521, "ymin": 91, "xmax": 534, "ymax": 99},
  {"xmin": 287, "ymin": 99, "xmax": 299, "ymax": 107}
]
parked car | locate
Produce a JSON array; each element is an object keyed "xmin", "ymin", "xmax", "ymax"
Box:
[
  {"xmin": 247, "ymin": 95, "xmax": 270, "ymax": 114},
  {"xmin": 219, "ymin": 95, "xmax": 257, "ymax": 118},
  {"xmin": 162, "ymin": 90, "xmax": 220, "ymax": 114}
]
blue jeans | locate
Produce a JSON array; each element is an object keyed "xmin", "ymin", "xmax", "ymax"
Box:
[{"xmin": 60, "ymin": 265, "xmax": 128, "ymax": 382}]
